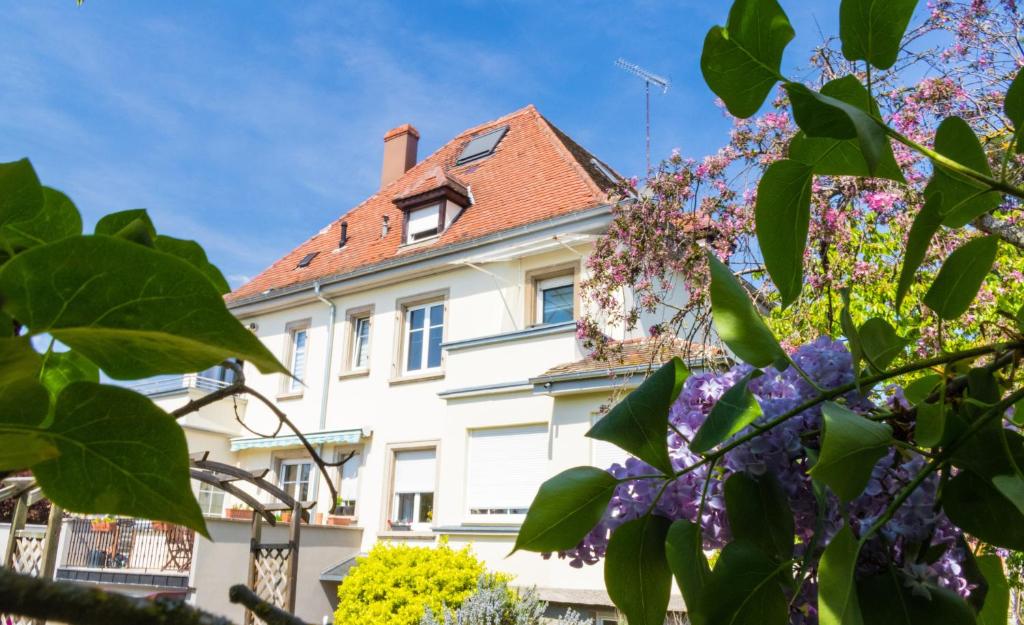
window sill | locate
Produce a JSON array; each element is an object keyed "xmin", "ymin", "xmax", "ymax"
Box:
[
  {"xmin": 389, "ymin": 371, "xmax": 445, "ymax": 386},
  {"xmin": 338, "ymin": 369, "xmax": 370, "ymax": 380},
  {"xmin": 377, "ymin": 529, "xmax": 435, "ymax": 539},
  {"xmin": 276, "ymin": 391, "xmax": 304, "ymax": 401}
]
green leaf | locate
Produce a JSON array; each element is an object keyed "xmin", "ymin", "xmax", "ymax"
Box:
[
  {"xmin": 896, "ymin": 194, "xmax": 944, "ymax": 311},
  {"xmin": 691, "ymin": 371, "xmax": 763, "ymax": 453},
  {"xmin": 154, "ymin": 235, "xmax": 231, "ymax": 294},
  {"xmin": 513, "ymin": 466, "xmax": 618, "ymax": 553},
  {"xmin": 0, "ymin": 336, "xmax": 44, "ymax": 390},
  {"xmin": 0, "ymin": 433, "xmax": 59, "ymax": 471},
  {"xmin": 40, "ymin": 350, "xmax": 99, "ymax": 399},
  {"xmin": 923, "ymin": 235, "xmax": 999, "ymax": 320},
  {"xmin": 701, "ymin": 540, "xmax": 789, "ymax": 625},
  {"xmin": 839, "ymin": 288, "xmax": 863, "ymax": 374},
  {"xmin": 818, "ymin": 525, "xmax": 864, "ymax": 625},
  {"xmin": 700, "ymin": 0, "xmax": 794, "ymax": 118},
  {"xmin": 858, "ymin": 567, "xmax": 977, "ymax": 625},
  {"xmin": 952, "ymin": 427, "xmax": 1024, "ymax": 480},
  {"xmin": 903, "ymin": 373, "xmax": 942, "ymax": 405},
  {"xmin": 785, "ymin": 80, "xmax": 889, "ymax": 175},
  {"xmin": 925, "ymin": 117, "xmax": 1001, "ymax": 228},
  {"xmin": 858, "ymin": 317, "xmax": 908, "ymax": 372},
  {"xmin": 944, "ymin": 470, "xmax": 1024, "ymax": 550},
  {"xmin": 992, "ymin": 474, "xmax": 1024, "ymax": 517},
  {"xmin": 1005, "ymin": 67, "xmax": 1024, "ymax": 129},
  {"xmin": 665, "ymin": 520, "xmax": 711, "ymax": 625},
  {"xmin": 809, "ymin": 401, "xmax": 893, "ymax": 501},
  {"xmin": 3, "ymin": 187, "xmax": 82, "ymax": 250},
  {"xmin": 755, "ymin": 160, "xmax": 813, "ymax": 308},
  {"xmin": 787, "ymin": 76, "xmax": 904, "ymax": 181},
  {"xmin": 915, "ymin": 402, "xmax": 947, "ymax": 448},
  {"xmin": 95, "ymin": 208, "xmax": 157, "ymax": 241},
  {"xmin": 605, "ymin": 515, "xmax": 672, "ymax": 625},
  {"xmin": 587, "ymin": 358, "xmax": 688, "ymax": 475},
  {"xmin": 0, "ymin": 235, "xmax": 285, "ymax": 379},
  {"xmin": 707, "ymin": 252, "xmax": 786, "ymax": 368},
  {"xmin": 0, "ymin": 158, "xmax": 44, "ymax": 237},
  {"xmin": 22, "ymin": 382, "xmax": 208, "ymax": 534},
  {"xmin": 839, "ymin": 0, "xmax": 919, "ymax": 70},
  {"xmin": 976, "ymin": 554, "xmax": 1009, "ymax": 625},
  {"xmin": 724, "ymin": 472, "xmax": 794, "ymax": 561},
  {"xmin": 0, "ymin": 374, "xmax": 56, "ymax": 470}
]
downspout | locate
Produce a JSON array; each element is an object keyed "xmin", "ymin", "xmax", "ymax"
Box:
[{"xmin": 312, "ymin": 281, "xmax": 337, "ymax": 508}]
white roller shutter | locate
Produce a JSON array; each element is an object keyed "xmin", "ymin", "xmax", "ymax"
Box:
[
  {"xmin": 340, "ymin": 452, "xmax": 360, "ymax": 501},
  {"xmin": 393, "ymin": 449, "xmax": 436, "ymax": 494},
  {"xmin": 407, "ymin": 204, "xmax": 440, "ymax": 239},
  {"xmin": 467, "ymin": 424, "xmax": 548, "ymax": 514}
]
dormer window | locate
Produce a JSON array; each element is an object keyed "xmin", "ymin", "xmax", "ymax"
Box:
[
  {"xmin": 405, "ymin": 203, "xmax": 441, "ymax": 243},
  {"xmin": 393, "ymin": 166, "xmax": 470, "ymax": 246}
]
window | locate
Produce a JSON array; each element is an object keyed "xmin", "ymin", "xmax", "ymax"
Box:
[
  {"xmin": 536, "ymin": 275, "xmax": 574, "ymax": 324},
  {"xmin": 197, "ymin": 482, "xmax": 225, "ymax": 517},
  {"xmin": 456, "ymin": 126, "xmax": 508, "ymax": 165},
  {"xmin": 467, "ymin": 425, "xmax": 548, "ymax": 518},
  {"xmin": 404, "ymin": 302, "xmax": 444, "ymax": 373},
  {"xmin": 406, "ymin": 203, "xmax": 441, "ymax": 243},
  {"xmin": 351, "ymin": 316, "xmax": 371, "ymax": 370},
  {"xmin": 285, "ymin": 323, "xmax": 309, "ymax": 393},
  {"xmin": 336, "ymin": 452, "xmax": 359, "ymax": 516},
  {"xmin": 391, "ymin": 449, "xmax": 436, "ymax": 530},
  {"xmin": 279, "ymin": 460, "xmax": 313, "ymax": 501}
]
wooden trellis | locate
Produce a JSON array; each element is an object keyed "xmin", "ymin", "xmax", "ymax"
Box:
[{"xmin": 1, "ymin": 477, "xmax": 62, "ymax": 625}]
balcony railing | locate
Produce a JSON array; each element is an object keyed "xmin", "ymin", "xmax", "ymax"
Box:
[
  {"xmin": 60, "ymin": 517, "xmax": 195, "ymax": 574},
  {"xmin": 126, "ymin": 374, "xmax": 233, "ymax": 397}
]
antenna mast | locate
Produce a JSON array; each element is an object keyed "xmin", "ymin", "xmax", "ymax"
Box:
[{"xmin": 614, "ymin": 58, "xmax": 670, "ymax": 175}]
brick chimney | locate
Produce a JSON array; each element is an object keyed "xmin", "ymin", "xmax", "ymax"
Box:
[{"xmin": 380, "ymin": 124, "xmax": 419, "ymax": 189}]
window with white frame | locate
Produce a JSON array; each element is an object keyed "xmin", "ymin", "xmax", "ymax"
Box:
[
  {"xmin": 350, "ymin": 316, "xmax": 371, "ymax": 370},
  {"xmin": 391, "ymin": 449, "xmax": 435, "ymax": 529},
  {"xmin": 404, "ymin": 302, "xmax": 444, "ymax": 373},
  {"xmin": 467, "ymin": 425, "xmax": 548, "ymax": 517},
  {"xmin": 286, "ymin": 324, "xmax": 309, "ymax": 392},
  {"xmin": 591, "ymin": 413, "xmax": 632, "ymax": 470},
  {"xmin": 197, "ymin": 481, "xmax": 225, "ymax": 516},
  {"xmin": 405, "ymin": 203, "xmax": 441, "ymax": 243},
  {"xmin": 336, "ymin": 451, "xmax": 360, "ymax": 516},
  {"xmin": 535, "ymin": 274, "xmax": 574, "ymax": 325},
  {"xmin": 279, "ymin": 460, "xmax": 313, "ymax": 501},
  {"xmin": 596, "ymin": 615, "xmax": 620, "ymax": 625}
]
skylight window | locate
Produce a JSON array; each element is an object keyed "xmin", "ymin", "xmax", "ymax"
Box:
[
  {"xmin": 456, "ymin": 126, "xmax": 508, "ymax": 165},
  {"xmin": 297, "ymin": 252, "xmax": 318, "ymax": 268}
]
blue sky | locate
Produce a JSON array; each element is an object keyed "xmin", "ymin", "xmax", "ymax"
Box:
[{"xmin": 0, "ymin": 1, "xmax": 840, "ymax": 287}]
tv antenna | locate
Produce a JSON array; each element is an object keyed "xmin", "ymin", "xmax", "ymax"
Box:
[{"xmin": 615, "ymin": 58, "xmax": 670, "ymax": 174}]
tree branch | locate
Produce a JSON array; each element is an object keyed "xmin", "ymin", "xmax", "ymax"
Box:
[
  {"xmin": 973, "ymin": 213, "xmax": 1024, "ymax": 251},
  {"xmin": 228, "ymin": 585, "xmax": 311, "ymax": 625}
]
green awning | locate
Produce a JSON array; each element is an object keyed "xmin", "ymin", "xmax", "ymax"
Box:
[{"xmin": 230, "ymin": 428, "xmax": 365, "ymax": 452}]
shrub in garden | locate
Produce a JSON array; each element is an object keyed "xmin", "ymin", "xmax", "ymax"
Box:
[
  {"xmin": 334, "ymin": 540, "xmax": 494, "ymax": 625},
  {"xmin": 420, "ymin": 576, "xmax": 592, "ymax": 625}
]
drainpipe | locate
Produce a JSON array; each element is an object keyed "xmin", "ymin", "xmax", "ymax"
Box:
[{"xmin": 311, "ymin": 281, "xmax": 337, "ymax": 508}]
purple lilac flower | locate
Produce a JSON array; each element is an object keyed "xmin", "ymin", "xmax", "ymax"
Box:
[{"xmin": 553, "ymin": 338, "xmax": 970, "ymax": 624}]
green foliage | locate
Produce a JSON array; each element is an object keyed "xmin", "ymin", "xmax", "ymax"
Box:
[
  {"xmin": 701, "ymin": 540, "xmax": 789, "ymax": 625},
  {"xmin": 923, "ymin": 235, "xmax": 999, "ymax": 320},
  {"xmin": 586, "ymin": 357, "xmax": 687, "ymax": 474},
  {"xmin": 896, "ymin": 194, "xmax": 944, "ymax": 310},
  {"xmin": 839, "ymin": 0, "xmax": 918, "ymax": 70},
  {"xmin": 809, "ymin": 402, "xmax": 893, "ymax": 501},
  {"xmin": 604, "ymin": 515, "xmax": 672, "ymax": 625},
  {"xmin": 664, "ymin": 520, "xmax": 710, "ymax": 625},
  {"xmin": 857, "ymin": 568, "xmax": 977, "ymax": 624},
  {"xmin": 724, "ymin": 472, "xmax": 794, "ymax": 562},
  {"xmin": 755, "ymin": 159, "xmax": 813, "ymax": 308},
  {"xmin": 335, "ymin": 540, "xmax": 493, "ymax": 625},
  {"xmin": 817, "ymin": 526, "xmax": 863, "ymax": 625},
  {"xmin": 926, "ymin": 117, "xmax": 1002, "ymax": 228},
  {"xmin": 513, "ymin": 467, "xmax": 618, "ymax": 554},
  {"xmin": 976, "ymin": 555, "xmax": 1010, "ymax": 625},
  {"xmin": 944, "ymin": 470, "xmax": 1024, "ymax": 551},
  {"xmin": 420, "ymin": 576, "xmax": 593, "ymax": 625},
  {"xmin": 857, "ymin": 317, "xmax": 909, "ymax": 372},
  {"xmin": 690, "ymin": 371, "xmax": 763, "ymax": 453},
  {"xmin": 707, "ymin": 252, "xmax": 785, "ymax": 367}
]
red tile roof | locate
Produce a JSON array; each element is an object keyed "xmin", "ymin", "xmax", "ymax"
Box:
[{"xmin": 227, "ymin": 105, "xmax": 617, "ymax": 303}]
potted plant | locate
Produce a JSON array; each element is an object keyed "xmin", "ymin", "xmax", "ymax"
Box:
[
  {"xmin": 90, "ymin": 516, "xmax": 113, "ymax": 532},
  {"xmin": 224, "ymin": 505, "xmax": 253, "ymax": 521},
  {"xmin": 324, "ymin": 497, "xmax": 355, "ymax": 526},
  {"xmin": 151, "ymin": 521, "xmax": 170, "ymax": 532},
  {"xmin": 278, "ymin": 511, "xmax": 292, "ymax": 524}
]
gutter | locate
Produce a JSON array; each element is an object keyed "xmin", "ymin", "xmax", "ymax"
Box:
[{"xmin": 312, "ymin": 281, "xmax": 337, "ymax": 504}]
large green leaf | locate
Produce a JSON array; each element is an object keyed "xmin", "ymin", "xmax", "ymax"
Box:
[
  {"xmin": 976, "ymin": 554, "xmax": 1009, "ymax": 625},
  {"xmin": 0, "ymin": 336, "xmax": 44, "ymax": 390},
  {"xmin": 513, "ymin": 466, "xmax": 618, "ymax": 553},
  {"xmin": 0, "ymin": 375, "xmax": 56, "ymax": 470},
  {"xmin": 915, "ymin": 402, "xmax": 948, "ymax": 448},
  {"xmin": 858, "ymin": 317, "xmax": 908, "ymax": 372},
  {"xmin": 755, "ymin": 160, "xmax": 813, "ymax": 308},
  {"xmin": 665, "ymin": 520, "xmax": 710, "ymax": 625},
  {"xmin": 809, "ymin": 402, "xmax": 892, "ymax": 501},
  {"xmin": 0, "ymin": 159, "xmax": 44, "ymax": 237},
  {"xmin": 0, "ymin": 160, "xmax": 81, "ymax": 251},
  {"xmin": 944, "ymin": 470, "xmax": 1024, "ymax": 550},
  {"xmin": 701, "ymin": 540, "xmax": 789, "ymax": 625},
  {"xmin": 818, "ymin": 526, "xmax": 864, "ymax": 625},
  {"xmin": 18, "ymin": 382, "xmax": 208, "ymax": 534},
  {"xmin": 925, "ymin": 117, "xmax": 1001, "ymax": 228},
  {"xmin": 951, "ymin": 427, "xmax": 1024, "ymax": 480},
  {"xmin": 0, "ymin": 235, "xmax": 285, "ymax": 379},
  {"xmin": 785, "ymin": 80, "xmax": 889, "ymax": 175},
  {"xmin": 992, "ymin": 474, "xmax": 1024, "ymax": 517},
  {"xmin": 858, "ymin": 567, "xmax": 977, "ymax": 625},
  {"xmin": 700, "ymin": 0, "xmax": 794, "ymax": 118},
  {"xmin": 839, "ymin": 0, "xmax": 919, "ymax": 70},
  {"xmin": 605, "ymin": 515, "xmax": 672, "ymax": 625},
  {"xmin": 724, "ymin": 472, "xmax": 794, "ymax": 561},
  {"xmin": 691, "ymin": 371, "xmax": 763, "ymax": 453},
  {"xmin": 154, "ymin": 235, "xmax": 231, "ymax": 294},
  {"xmin": 707, "ymin": 252, "xmax": 786, "ymax": 368},
  {"xmin": 95, "ymin": 208, "xmax": 157, "ymax": 241},
  {"xmin": 896, "ymin": 194, "xmax": 944, "ymax": 311},
  {"xmin": 787, "ymin": 76, "xmax": 904, "ymax": 181},
  {"xmin": 923, "ymin": 235, "xmax": 999, "ymax": 320},
  {"xmin": 1007, "ymin": 68, "xmax": 1024, "ymax": 154},
  {"xmin": 587, "ymin": 358, "xmax": 687, "ymax": 475},
  {"xmin": 40, "ymin": 349, "xmax": 99, "ymax": 400}
]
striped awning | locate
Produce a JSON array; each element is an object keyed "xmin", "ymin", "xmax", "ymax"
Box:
[{"xmin": 230, "ymin": 428, "xmax": 366, "ymax": 452}]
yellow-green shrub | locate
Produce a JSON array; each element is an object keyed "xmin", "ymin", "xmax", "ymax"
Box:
[{"xmin": 334, "ymin": 539, "xmax": 499, "ymax": 625}]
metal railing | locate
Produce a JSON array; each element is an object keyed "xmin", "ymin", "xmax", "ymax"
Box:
[
  {"xmin": 126, "ymin": 374, "xmax": 233, "ymax": 397},
  {"xmin": 60, "ymin": 517, "xmax": 195, "ymax": 574}
]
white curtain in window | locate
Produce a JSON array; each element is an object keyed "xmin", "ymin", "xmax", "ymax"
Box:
[
  {"xmin": 407, "ymin": 204, "xmax": 440, "ymax": 239},
  {"xmin": 340, "ymin": 452, "xmax": 360, "ymax": 501},
  {"xmin": 393, "ymin": 449, "xmax": 436, "ymax": 493},
  {"xmin": 467, "ymin": 425, "xmax": 548, "ymax": 511}
]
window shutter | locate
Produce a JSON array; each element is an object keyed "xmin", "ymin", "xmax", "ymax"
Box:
[
  {"xmin": 467, "ymin": 425, "xmax": 548, "ymax": 512},
  {"xmin": 393, "ymin": 449, "xmax": 436, "ymax": 493},
  {"xmin": 407, "ymin": 204, "xmax": 440, "ymax": 239}
]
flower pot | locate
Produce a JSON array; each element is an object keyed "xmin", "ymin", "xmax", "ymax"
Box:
[
  {"xmin": 225, "ymin": 508, "xmax": 254, "ymax": 521},
  {"xmin": 326, "ymin": 515, "xmax": 353, "ymax": 526},
  {"xmin": 91, "ymin": 521, "xmax": 112, "ymax": 532},
  {"xmin": 151, "ymin": 521, "xmax": 170, "ymax": 532},
  {"xmin": 279, "ymin": 512, "xmax": 292, "ymax": 524}
]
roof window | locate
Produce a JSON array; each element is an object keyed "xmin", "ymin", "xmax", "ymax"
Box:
[
  {"xmin": 297, "ymin": 252, "xmax": 318, "ymax": 268},
  {"xmin": 456, "ymin": 126, "xmax": 508, "ymax": 165}
]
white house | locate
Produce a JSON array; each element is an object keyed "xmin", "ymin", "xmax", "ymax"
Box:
[{"xmin": 148, "ymin": 104, "xmax": 693, "ymax": 623}]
